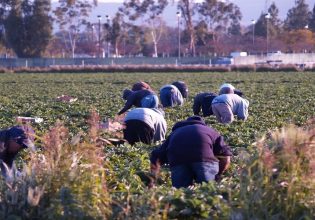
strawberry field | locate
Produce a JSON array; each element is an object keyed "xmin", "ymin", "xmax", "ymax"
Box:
[{"xmin": 0, "ymin": 71, "xmax": 315, "ymax": 219}]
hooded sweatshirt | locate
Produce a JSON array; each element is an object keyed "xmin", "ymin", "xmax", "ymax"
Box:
[{"xmin": 150, "ymin": 116, "xmax": 232, "ymax": 167}]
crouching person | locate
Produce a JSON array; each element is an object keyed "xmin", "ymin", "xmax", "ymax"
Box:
[
  {"xmin": 150, "ymin": 116, "xmax": 232, "ymax": 188},
  {"xmin": 193, "ymin": 92, "xmax": 218, "ymax": 117},
  {"xmin": 123, "ymin": 108, "xmax": 167, "ymax": 145},
  {"xmin": 118, "ymin": 89, "xmax": 159, "ymax": 115},
  {"xmin": 0, "ymin": 125, "xmax": 35, "ymax": 177},
  {"xmin": 131, "ymin": 81, "xmax": 153, "ymax": 91},
  {"xmin": 159, "ymin": 81, "xmax": 188, "ymax": 108},
  {"xmin": 212, "ymin": 83, "xmax": 249, "ymax": 124}
]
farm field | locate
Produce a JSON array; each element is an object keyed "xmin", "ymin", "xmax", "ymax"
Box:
[{"xmin": 0, "ymin": 71, "xmax": 315, "ymax": 219}]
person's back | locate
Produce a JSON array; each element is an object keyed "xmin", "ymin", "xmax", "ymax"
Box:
[
  {"xmin": 212, "ymin": 93, "xmax": 249, "ymax": 124},
  {"xmin": 118, "ymin": 89, "xmax": 159, "ymax": 115},
  {"xmin": 212, "ymin": 94, "xmax": 249, "ymax": 118},
  {"xmin": 160, "ymin": 85, "xmax": 183, "ymax": 107},
  {"xmin": 167, "ymin": 123, "xmax": 221, "ymax": 166},
  {"xmin": 124, "ymin": 108, "xmax": 167, "ymax": 144},
  {"xmin": 193, "ymin": 92, "xmax": 217, "ymax": 116},
  {"xmin": 150, "ymin": 116, "xmax": 231, "ymax": 188}
]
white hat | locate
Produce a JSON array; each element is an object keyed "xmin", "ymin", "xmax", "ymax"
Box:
[{"xmin": 219, "ymin": 83, "xmax": 235, "ymax": 91}]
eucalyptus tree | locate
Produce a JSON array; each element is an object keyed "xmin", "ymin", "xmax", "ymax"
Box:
[
  {"xmin": 53, "ymin": 0, "xmax": 97, "ymax": 58},
  {"xmin": 255, "ymin": 2, "xmax": 281, "ymax": 38},
  {"xmin": 197, "ymin": 0, "xmax": 242, "ymax": 54},
  {"xmin": 3, "ymin": 0, "xmax": 52, "ymax": 57},
  {"xmin": 284, "ymin": 0, "xmax": 311, "ymax": 30},
  {"xmin": 309, "ymin": 4, "xmax": 315, "ymax": 32},
  {"xmin": 177, "ymin": 0, "xmax": 197, "ymax": 56},
  {"xmin": 104, "ymin": 13, "xmax": 124, "ymax": 57},
  {"xmin": 119, "ymin": 0, "xmax": 168, "ymax": 57}
]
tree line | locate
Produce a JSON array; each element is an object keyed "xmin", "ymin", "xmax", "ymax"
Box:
[{"xmin": 0, "ymin": 0, "xmax": 315, "ymax": 58}]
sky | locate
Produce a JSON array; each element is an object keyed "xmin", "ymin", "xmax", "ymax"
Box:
[{"xmin": 52, "ymin": 0, "xmax": 315, "ymax": 26}]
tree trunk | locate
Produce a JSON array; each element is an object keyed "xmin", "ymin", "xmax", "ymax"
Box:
[
  {"xmin": 181, "ymin": 0, "xmax": 196, "ymax": 57},
  {"xmin": 151, "ymin": 30, "xmax": 158, "ymax": 57}
]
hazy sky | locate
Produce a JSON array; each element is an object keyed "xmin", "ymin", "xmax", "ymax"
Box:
[
  {"xmin": 52, "ymin": 0, "xmax": 315, "ymax": 26},
  {"xmin": 92, "ymin": 0, "xmax": 315, "ymax": 25}
]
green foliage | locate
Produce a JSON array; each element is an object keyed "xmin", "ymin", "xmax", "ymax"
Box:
[
  {"xmin": 309, "ymin": 4, "xmax": 315, "ymax": 32},
  {"xmin": 255, "ymin": 2, "xmax": 282, "ymax": 38},
  {"xmin": 53, "ymin": 0, "xmax": 96, "ymax": 58},
  {"xmin": 284, "ymin": 0, "xmax": 311, "ymax": 31},
  {"xmin": 0, "ymin": 71, "xmax": 315, "ymax": 218},
  {"xmin": 4, "ymin": 0, "xmax": 52, "ymax": 58}
]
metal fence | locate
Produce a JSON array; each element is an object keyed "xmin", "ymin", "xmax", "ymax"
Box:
[
  {"xmin": 0, "ymin": 57, "xmax": 212, "ymax": 68},
  {"xmin": 0, "ymin": 53, "xmax": 314, "ymax": 68}
]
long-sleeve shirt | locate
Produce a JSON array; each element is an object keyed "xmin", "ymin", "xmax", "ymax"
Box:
[
  {"xmin": 160, "ymin": 85, "xmax": 183, "ymax": 107},
  {"xmin": 118, "ymin": 90, "xmax": 157, "ymax": 115},
  {"xmin": 124, "ymin": 108, "xmax": 167, "ymax": 142},
  {"xmin": 150, "ymin": 116, "xmax": 232, "ymax": 167},
  {"xmin": 212, "ymin": 94, "xmax": 249, "ymax": 120},
  {"xmin": 193, "ymin": 92, "xmax": 217, "ymax": 116}
]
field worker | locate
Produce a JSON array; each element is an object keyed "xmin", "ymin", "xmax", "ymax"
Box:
[
  {"xmin": 118, "ymin": 89, "xmax": 159, "ymax": 115},
  {"xmin": 123, "ymin": 108, "xmax": 167, "ymax": 145},
  {"xmin": 212, "ymin": 83, "xmax": 249, "ymax": 124},
  {"xmin": 172, "ymin": 81, "xmax": 188, "ymax": 98},
  {"xmin": 131, "ymin": 81, "xmax": 153, "ymax": 91},
  {"xmin": 150, "ymin": 116, "xmax": 231, "ymax": 188},
  {"xmin": 193, "ymin": 92, "xmax": 218, "ymax": 117},
  {"xmin": 0, "ymin": 125, "xmax": 35, "ymax": 177},
  {"xmin": 159, "ymin": 81, "xmax": 188, "ymax": 107},
  {"xmin": 218, "ymin": 83, "xmax": 244, "ymax": 97}
]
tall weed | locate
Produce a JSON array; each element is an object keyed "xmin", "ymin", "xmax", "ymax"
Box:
[
  {"xmin": 0, "ymin": 113, "xmax": 110, "ymax": 219},
  {"xmin": 233, "ymin": 124, "xmax": 315, "ymax": 219}
]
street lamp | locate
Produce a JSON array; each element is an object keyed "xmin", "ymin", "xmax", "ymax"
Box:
[
  {"xmin": 265, "ymin": 13, "xmax": 270, "ymax": 55},
  {"xmin": 91, "ymin": 24, "xmax": 95, "ymax": 57},
  {"xmin": 176, "ymin": 11, "xmax": 181, "ymax": 59},
  {"xmin": 97, "ymin": 15, "xmax": 101, "ymax": 58},
  {"xmin": 251, "ymin": 19, "xmax": 256, "ymax": 46},
  {"xmin": 105, "ymin": 15, "xmax": 110, "ymax": 58}
]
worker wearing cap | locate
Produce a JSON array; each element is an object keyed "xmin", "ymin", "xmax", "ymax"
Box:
[
  {"xmin": 0, "ymin": 125, "xmax": 35, "ymax": 177},
  {"xmin": 118, "ymin": 89, "xmax": 159, "ymax": 115},
  {"xmin": 212, "ymin": 83, "xmax": 249, "ymax": 124}
]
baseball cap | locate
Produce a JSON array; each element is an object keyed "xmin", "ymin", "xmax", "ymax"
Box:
[{"xmin": 8, "ymin": 125, "xmax": 35, "ymax": 150}]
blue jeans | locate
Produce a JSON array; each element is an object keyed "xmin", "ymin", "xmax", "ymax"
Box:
[
  {"xmin": 170, "ymin": 162, "xmax": 219, "ymax": 188},
  {"xmin": 141, "ymin": 94, "xmax": 159, "ymax": 108}
]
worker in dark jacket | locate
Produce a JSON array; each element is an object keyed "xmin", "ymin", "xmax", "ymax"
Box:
[
  {"xmin": 193, "ymin": 92, "xmax": 218, "ymax": 117},
  {"xmin": 172, "ymin": 81, "xmax": 188, "ymax": 98},
  {"xmin": 0, "ymin": 125, "xmax": 35, "ymax": 177},
  {"xmin": 118, "ymin": 89, "xmax": 159, "ymax": 115},
  {"xmin": 150, "ymin": 116, "xmax": 232, "ymax": 188}
]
